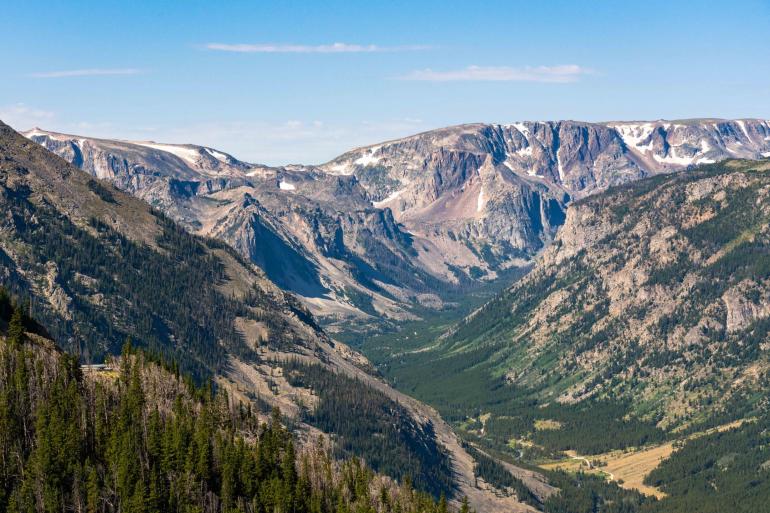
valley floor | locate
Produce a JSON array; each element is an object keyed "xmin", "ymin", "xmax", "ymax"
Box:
[
  {"xmin": 539, "ymin": 419, "xmax": 750, "ymax": 499},
  {"xmin": 318, "ymin": 338, "xmax": 545, "ymax": 512}
]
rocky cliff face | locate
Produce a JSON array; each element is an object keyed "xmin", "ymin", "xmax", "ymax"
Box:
[
  {"xmin": 323, "ymin": 119, "xmax": 770, "ymax": 271},
  {"xmin": 2, "ymin": 121, "xmax": 546, "ymax": 511},
  {"xmin": 25, "ymin": 130, "xmax": 446, "ymax": 329},
  {"xmin": 438, "ymin": 159, "xmax": 770, "ymax": 427},
  {"xmin": 26, "ymin": 119, "xmax": 770, "ymax": 328},
  {"xmin": 326, "ymin": 119, "xmax": 770, "ymax": 198}
]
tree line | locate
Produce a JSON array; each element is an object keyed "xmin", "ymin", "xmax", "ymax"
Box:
[{"xmin": 0, "ymin": 292, "xmax": 468, "ymax": 513}]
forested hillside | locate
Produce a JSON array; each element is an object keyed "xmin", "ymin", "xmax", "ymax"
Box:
[
  {"xmin": 359, "ymin": 159, "xmax": 770, "ymax": 512},
  {"xmin": 0, "ymin": 292, "xmax": 459, "ymax": 513},
  {"xmin": 0, "ymin": 120, "xmax": 321, "ymax": 380},
  {"xmin": 284, "ymin": 360, "xmax": 454, "ymax": 497},
  {"xmin": 383, "ymin": 159, "xmax": 770, "ymax": 429},
  {"xmin": 0, "ymin": 121, "xmax": 460, "ymax": 502}
]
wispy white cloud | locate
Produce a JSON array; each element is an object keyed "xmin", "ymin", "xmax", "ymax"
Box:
[
  {"xmin": 205, "ymin": 42, "xmax": 431, "ymax": 53},
  {"xmin": 29, "ymin": 68, "xmax": 144, "ymax": 78},
  {"xmin": 399, "ymin": 65, "xmax": 591, "ymax": 83},
  {"xmin": 0, "ymin": 103, "xmax": 55, "ymax": 129}
]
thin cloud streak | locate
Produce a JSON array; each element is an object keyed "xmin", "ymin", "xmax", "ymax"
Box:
[
  {"xmin": 29, "ymin": 68, "xmax": 144, "ymax": 78},
  {"xmin": 0, "ymin": 103, "xmax": 55, "ymax": 129},
  {"xmin": 205, "ymin": 42, "xmax": 432, "ymax": 53},
  {"xmin": 399, "ymin": 65, "xmax": 591, "ymax": 83}
]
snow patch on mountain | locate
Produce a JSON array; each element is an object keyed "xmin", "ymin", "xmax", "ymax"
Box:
[
  {"xmin": 556, "ymin": 150, "xmax": 565, "ymax": 180},
  {"xmin": 372, "ymin": 188, "xmax": 404, "ymax": 208},
  {"xmin": 516, "ymin": 146, "xmax": 533, "ymax": 157},
  {"xmin": 736, "ymin": 120, "xmax": 751, "ymax": 141},
  {"xmin": 662, "ymin": 123, "xmax": 686, "ymax": 131},
  {"xmin": 476, "ymin": 188, "xmax": 485, "ymax": 212},
  {"xmin": 354, "ymin": 146, "xmax": 382, "ymax": 166},
  {"xmin": 613, "ymin": 123, "xmax": 655, "ymax": 153},
  {"xmin": 205, "ymin": 147, "xmax": 231, "ymax": 162},
  {"xmin": 24, "ymin": 128, "xmax": 71, "ymax": 142},
  {"xmin": 653, "ymin": 148, "xmax": 696, "ymax": 166},
  {"xmin": 504, "ymin": 160, "xmax": 537, "ymax": 176},
  {"xmin": 326, "ymin": 162, "xmax": 353, "ymax": 175},
  {"xmin": 133, "ymin": 141, "xmax": 201, "ymax": 164},
  {"xmin": 510, "ymin": 122, "xmax": 530, "ymax": 137}
]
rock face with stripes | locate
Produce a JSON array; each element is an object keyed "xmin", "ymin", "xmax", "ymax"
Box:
[
  {"xmin": 25, "ymin": 119, "xmax": 770, "ymax": 327},
  {"xmin": 434, "ymin": 158, "xmax": 770, "ymax": 429},
  {"xmin": 325, "ymin": 119, "xmax": 770, "ymax": 201},
  {"xmin": 323, "ymin": 118, "xmax": 769, "ymax": 278}
]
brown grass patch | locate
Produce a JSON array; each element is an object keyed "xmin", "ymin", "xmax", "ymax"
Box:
[
  {"xmin": 538, "ymin": 419, "xmax": 750, "ymax": 499},
  {"xmin": 534, "ymin": 419, "xmax": 562, "ymax": 431}
]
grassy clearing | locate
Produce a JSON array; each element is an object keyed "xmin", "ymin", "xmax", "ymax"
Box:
[
  {"xmin": 596, "ymin": 446, "xmax": 673, "ymax": 498},
  {"xmin": 83, "ymin": 369, "xmax": 121, "ymax": 382},
  {"xmin": 538, "ymin": 419, "xmax": 750, "ymax": 499},
  {"xmin": 534, "ymin": 419, "xmax": 562, "ymax": 431},
  {"xmin": 540, "ymin": 445, "xmax": 673, "ymax": 498}
]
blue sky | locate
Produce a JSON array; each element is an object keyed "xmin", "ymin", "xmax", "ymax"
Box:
[{"xmin": 2, "ymin": 0, "xmax": 769, "ymax": 165}]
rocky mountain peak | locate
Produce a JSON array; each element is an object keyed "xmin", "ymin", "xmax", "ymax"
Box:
[{"xmin": 23, "ymin": 119, "xmax": 770, "ymax": 329}]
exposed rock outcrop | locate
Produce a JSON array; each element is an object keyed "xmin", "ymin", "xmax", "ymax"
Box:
[{"xmin": 26, "ymin": 119, "xmax": 770, "ymax": 327}]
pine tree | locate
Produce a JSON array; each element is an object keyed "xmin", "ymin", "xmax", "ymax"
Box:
[
  {"xmin": 438, "ymin": 493, "xmax": 448, "ymax": 513},
  {"xmin": 0, "ymin": 287, "xmax": 11, "ymax": 319},
  {"xmin": 86, "ymin": 465, "xmax": 99, "ymax": 513},
  {"xmin": 281, "ymin": 439, "xmax": 298, "ymax": 512},
  {"xmin": 7, "ymin": 307, "xmax": 24, "ymax": 346},
  {"xmin": 460, "ymin": 496, "xmax": 470, "ymax": 513},
  {"xmin": 220, "ymin": 443, "xmax": 236, "ymax": 512}
]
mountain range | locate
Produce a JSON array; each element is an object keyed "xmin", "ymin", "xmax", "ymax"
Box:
[
  {"xmin": 389, "ymin": 158, "xmax": 770, "ymax": 424},
  {"xmin": 6, "ymin": 117, "xmax": 770, "ymax": 511},
  {"xmin": 26, "ymin": 119, "xmax": 770, "ymax": 334},
  {"xmin": 1, "ymin": 120, "xmax": 554, "ymax": 512},
  {"xmin": 361, "ymin": 156, "xmax": 770, "ymax": 512}
]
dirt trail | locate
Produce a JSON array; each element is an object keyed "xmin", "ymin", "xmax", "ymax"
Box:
[{"xmin": 321, "ymin": 340, "xmax": 551, "ymax": 512}]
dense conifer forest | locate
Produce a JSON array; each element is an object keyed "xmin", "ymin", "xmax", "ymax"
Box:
[
  {"xmin": 0, "ymin": 290, "xmax": 461, "ymax": 513},
  {"xmin": 283, "ymin": 360, "xmax": 454, "ymax": 498},
  {"xmin": 342, "ymin": 161, "xmax": 770, "ymax": 513}
]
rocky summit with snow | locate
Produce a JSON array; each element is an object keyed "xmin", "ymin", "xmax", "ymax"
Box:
[{"xmin": 25, "ymin": 119, "xmax": 770, "ymax": 329}]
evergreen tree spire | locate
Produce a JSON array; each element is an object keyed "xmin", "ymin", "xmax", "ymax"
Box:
[
  {"xmin": 460, "ymin": 496, "xmax": 470, "ymax": 513},
  {"xmin": 7, "ymin": 306, "xmax": 24, "ymax": 346}
]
